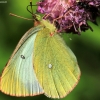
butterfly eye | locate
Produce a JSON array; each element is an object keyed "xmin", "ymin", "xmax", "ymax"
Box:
[{"xmin": 21, "ymin": 55, "xmax": 25, "ymax": 59}]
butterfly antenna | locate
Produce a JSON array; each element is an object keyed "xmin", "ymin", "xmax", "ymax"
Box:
[
  {"xmin": 9, "ymin": 0, "xmax": 40, "ymax": 23},
  {"xmin": 27, "ymin": 0, "xmax": 38, "ymax": 21},
  {"xmin": 9, "ymin": 13, "xmax": 33, "ymax": 20}
]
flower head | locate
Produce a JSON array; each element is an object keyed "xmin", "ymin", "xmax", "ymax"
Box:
[{"xmin": 37, "ymin": 0, "xmax": 100, "ymax": 34}]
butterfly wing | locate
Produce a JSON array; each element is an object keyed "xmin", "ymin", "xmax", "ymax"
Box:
[
  {"xmin": 33, "ymin": 28, "xmax": 81, "ymax": 98},
  {"xmin": 0, "ymin": 26, "xmax": 44, "ymax": 96}
]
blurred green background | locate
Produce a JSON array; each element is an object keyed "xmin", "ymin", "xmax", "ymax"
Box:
[{"xmin": 0, "ymin": 0, "xmax": 100, "ymax": 100}]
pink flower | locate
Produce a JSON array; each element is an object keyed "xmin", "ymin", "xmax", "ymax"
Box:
[{"xmin": 37, "ymin": 0, "xmax": 100, "ymax": 34}]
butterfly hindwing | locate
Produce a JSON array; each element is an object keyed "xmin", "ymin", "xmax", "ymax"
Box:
[
  {"xmin": 33, "ymin": 28, "xmax": 80, "ymax": 98},
  {"xmin": 0, "ymin": 26, "xmax": 44, "ymax": 96}
]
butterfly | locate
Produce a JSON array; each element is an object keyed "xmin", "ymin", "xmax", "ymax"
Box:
[{"xmin": 0, "ymin": 2, "xmax": 81, "ymax": 98}]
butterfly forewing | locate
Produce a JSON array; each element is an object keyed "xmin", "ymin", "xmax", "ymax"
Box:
[{"xmin": 33, "ymin": 28, "xmax": 80, "ymax": 98}]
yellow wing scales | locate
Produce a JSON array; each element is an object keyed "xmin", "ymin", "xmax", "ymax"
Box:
[{"xmin": 33, "ymin": 28, "xmax": 80, "ymax": 98}]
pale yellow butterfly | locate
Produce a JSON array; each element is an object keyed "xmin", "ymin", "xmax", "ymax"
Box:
[{"xmin": 0, "ymin": 1, "xmax": 81, "ymax": 98}]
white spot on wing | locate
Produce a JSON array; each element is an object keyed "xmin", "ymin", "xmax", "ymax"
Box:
[{"xmin": 48, "ymin": 64, "xmax": 52, "ymax": 69}]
